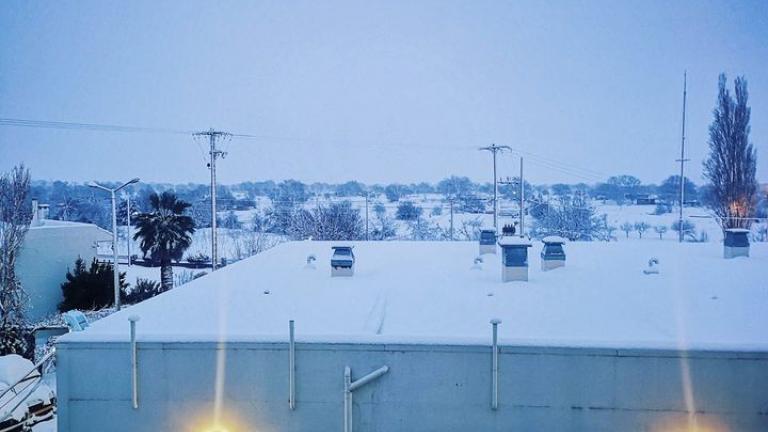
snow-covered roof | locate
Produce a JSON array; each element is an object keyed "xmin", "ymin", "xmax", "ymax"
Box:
[
  {"xmin": 497, "ymin": 236, "xmax": 533, "ymax": 246},
  {"xmin": 60, "ymin": 240, "xmax": 768, "ymax": 351},
  {"xmin": 541, "ymin": 235, "xmax": 568, "ymax": 244},
  {"xmin": 28, "ymin": 219, "xmax": 101, "ymax": 230}
]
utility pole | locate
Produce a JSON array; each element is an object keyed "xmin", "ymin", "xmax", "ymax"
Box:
[
  {"xmin": 195, "ymin": 129, "xmax": 229, "ymax": 270},
  {"xmin": 125, "ymin": 192, "xmax": 132, "ymax": 266},
  {"xmin": 479, "ymin": 144, "xmax": 511, "ymax": 230},
  {"xmin": 676, "ymin": 72, "xmax": 689, "ymax": 243},
  {"xmin": 449, "ymin": 197, "xmax": 455, "ymax": 241},
  {"xmin": 519, "ymin": 157, "xmax": 525, "ymax": 237},
  {"xmin": 365, "ymin": 193, "xmax": 369, "ymax": 241},
  {"xmin": 498, "ymin": 176, "xmax": 515, "ymax": 231}
]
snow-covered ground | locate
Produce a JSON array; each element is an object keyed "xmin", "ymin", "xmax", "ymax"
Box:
[{"xmin": 62, "ymin": 240, "xmax": 768, "ymax": 351}]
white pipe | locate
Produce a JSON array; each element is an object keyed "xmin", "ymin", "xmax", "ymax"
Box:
[
  {"xmin": 289, "ymin": 320, "xmax": 296, "ymax": 410},
  {"xmin": 491, "ymin": 318, "xmax": 501, "ymax": 410},
  {"xmin": 344, "ymin": 366, "xmax": 352, "ymax": 432},
  {"xmin": 343, "ymin": 365, "xmax": 389, "ymax": 432},
  {"xmin": 129, "ymin": 315, "xmax": 140, "ymax": 409}
]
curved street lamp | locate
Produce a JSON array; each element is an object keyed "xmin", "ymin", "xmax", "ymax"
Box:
[{"xmin": 88, "ymin": 178, "xmax": 140, "ymax": 310}]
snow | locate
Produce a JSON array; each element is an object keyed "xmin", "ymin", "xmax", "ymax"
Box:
[{"xmin": 60, "ymin": 240, "xmax": 768, "ymax": 351}]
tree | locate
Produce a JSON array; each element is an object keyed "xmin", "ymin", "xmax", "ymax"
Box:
[
  {"xmin": 219, "ymin": 210, "xmax": 242, "ymax": 230},
  {"xmin": 59, "ymin": 257, "xmax": 128, "ymax": 312},
  {"xmin": 551, "ymin": 184, "xmax": 572, "ymax": 197},
  {"xmin": 437, "ymin": 176, "xmax": 474, "ymax": 197},
  {"xmin": 336, "ymin": 181, "xmax": 366, "ymax": 197},
  {"xmin": 0, "ymin": 166, "xmax": 32, "ymax": 356},
  {"xmin": 654, "ymin": 225, "xmax": 668, "ymax": 240},
  {"xmin": 530, "ymin": 195, "xmax": 609, "ymax": 241},
  {"xmin": 634, "ymin": 221, "xmax": 650, "ymax": 239},
  {"xmin": 384, "ymin": 184, "xmax": 404, "ymax": 202},
  {"xmin": 703, "ymin": 74, "xmax": 759, "ymax": 230},
  {"xmin": 289, "ymin": 201, "xmax": 363, "ymax": 240},
  {"xmin": 658, "ymin": 175, "xmax": 698, "ymax": 205},
  {"xmin": 620, "ymin": 222, "xmax": 633, "ymax": 238},
  {"xmin": 396, "ymin": 201, "xmax": 422, "ymax": 221},
  {"xmin": 133, "ymin": 192, "xmax": 196, "ymax": 291}
]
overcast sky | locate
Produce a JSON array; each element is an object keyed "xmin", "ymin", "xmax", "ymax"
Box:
[{"xmin": 1, "ymin": 0, "xmax": 766, "ymax": 186}]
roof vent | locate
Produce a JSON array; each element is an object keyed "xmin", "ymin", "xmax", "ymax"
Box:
[
  {"xmin": 540, "ymin": 236, "xmax": 566, "ymax": 271},
  {"xmin": 724, "ymin": 228, "xmax": 750, "ymax": 259},
  {"xmin": 331, "ymin": 246, "xmax": 355, "ymax": 277},
  {"xmin": 498, "ymin": 236, "xmax": 532, "ymax": 282},
  {"xmin": 479, "ymin": 229, "xmax": 497, "ymax": 255}
]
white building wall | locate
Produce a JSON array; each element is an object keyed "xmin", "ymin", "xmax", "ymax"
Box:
[{"xmin": 16, "ymin": 223, "xmax": 111, "ymax": 321}]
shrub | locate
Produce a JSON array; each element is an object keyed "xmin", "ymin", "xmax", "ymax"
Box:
[
  {"xmin": 125, "ymin": 278, "xmax": 162, "ymax": 304},
  {"xmin": 59, "ymin": 257, "xmax": 128, "ymax": 312},
  {"xmin": 396, "ymin": 201, "xmax": 422, "ymax": 221}
]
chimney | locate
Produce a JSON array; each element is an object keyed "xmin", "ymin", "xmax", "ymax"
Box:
[
  {"xmin": 540, "ymin": 236, "xmax": 566, "ymax": 271},
  {"xmin": 479, "ymin": 228, "xmax": 497, "ymax": 255},
  {"xmin": 31, "ymin": 199, "xmax": 40, "ymax": 226},
  {"xmin": 724, "ymin": 228, "xmax": 750, "ymax": 259},
  {"xmin": 498, "ymin": 236, "xmax": 532, "ymax": 282},
  {"xmin": 331, "ymin": 246, "xmax": 355, "ymax": 277}
]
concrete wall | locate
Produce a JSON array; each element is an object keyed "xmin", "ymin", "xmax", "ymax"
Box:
[
  {"xmin": 56, "ymin": 341, "xmax": 768, "ymax": 432},
  {"xmin": 17, "ymin": 224, "xmax": 111, "ymax": 321}
]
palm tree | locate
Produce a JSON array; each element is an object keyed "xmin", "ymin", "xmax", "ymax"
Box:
[{"xmin": 133, "ymin": 192, "xmax": 195, "ymax": 291}]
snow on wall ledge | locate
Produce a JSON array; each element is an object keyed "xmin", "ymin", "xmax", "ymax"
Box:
[{"xmin": 59, "ymin": 240, "xmax": 768, "ymax": 351}]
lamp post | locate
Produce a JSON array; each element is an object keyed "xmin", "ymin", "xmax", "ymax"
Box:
[{"xmin": 89, "ymin": 178, "xmax": 140, "ymax": 311}]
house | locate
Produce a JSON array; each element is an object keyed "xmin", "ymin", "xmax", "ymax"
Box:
[
  {"xmin": 16, "ymin": 201, "xmax": 112, "ymax": 321},
  {"xmin": 55, "ymin": 240, "xmax": 768, "ymax": 431}
]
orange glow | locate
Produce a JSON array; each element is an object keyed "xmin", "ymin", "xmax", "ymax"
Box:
[{"xmin": 651, "ymin": 415, "xmax": 730, "ymax": 432}]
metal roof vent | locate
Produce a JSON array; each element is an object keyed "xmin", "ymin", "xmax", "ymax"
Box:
[
  {"xmin": 540, "ymin": 236, "xmax": 566, "ymax": 271},
  {"xmin": 498, "ymin": 236, "xmax": 532, "ymax": 282},
  {"xmin": 479, "ymin": 229, "xmax": 497, "ymax": 255},
  {"xmin": 331, "ymin": 246, "xmax": 355, "ymax": 277},
  {"xmin": 724, "ymin": 228, "xmax": 750, "ymax": 259}
]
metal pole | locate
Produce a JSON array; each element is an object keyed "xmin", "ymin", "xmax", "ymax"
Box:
[
  {"xmin": 677, "ymin": 72, "xmax": 688, "ymax": 242},
  {"xmin": 289, "ymin": 320, "xmax": 296, "ymax": 410},
  {"xmin": 493, "ymin": 149, "xmax": 498, "ymax": 230},
  {"xmin": 344, "ymin": 366, "xmax": 352, "ymax": 432},
  {"xmin": 209, "ymin": 130, "xmax": 218, "ymax": 271},
  {"xmin": 491, "ymin": 318, "xmax": 501, "ymax": 410},
  {"xmin": 129, "ymin": 316, "xmax": 140, "ymax": 409},
  {"xmin": 365, "ymin": 194, "xmax": 369, "ymax": 241},
  {"xmin": 449, "ymin": 197, "xmax": 454, "ymax": 241},
  {"xmin": 111, "ymin": 190, "xmax": 121, "ymax": 310},
  {"xmin": 519, "ymin": 158, "xmax": 524, "ymax": 237},
  {"xmin": 126, "ymin": 193, "xmax": 132, "ymax": 267}
]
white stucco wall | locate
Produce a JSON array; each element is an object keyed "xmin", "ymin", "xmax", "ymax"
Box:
[{"xmin": 16, "ymin": 221, "xmax": 112, "ymax": 321}]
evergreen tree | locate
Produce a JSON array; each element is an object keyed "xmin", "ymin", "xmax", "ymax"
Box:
[{"xmin": 59, "ymin": 257, "xmax": 128, "ymax": 311}]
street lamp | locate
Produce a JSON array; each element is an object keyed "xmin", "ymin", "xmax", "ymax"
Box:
[{"xmin": 88, "ymin": 178, "xmax": 140, "ymax": 311}]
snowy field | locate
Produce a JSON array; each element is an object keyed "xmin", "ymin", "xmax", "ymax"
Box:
[{"xmin": 63, "ymin": 240, "xmax": 768, "ymax": 351}]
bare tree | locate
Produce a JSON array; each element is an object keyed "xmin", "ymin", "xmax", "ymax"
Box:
[
  {"xmin": 703, "ymin": 74, "xmax": 759, "ymax": 230},
  {"xmin": 620, "ymin": 222, "xmax": 633, "ymax": 238},
  {"xmin": 0, "ymin": 165, "xmax": 32, "ymax": 354},
  {"xmin": 634, "ymin": 222, "xmax": 650, "ymax": 239},
  {"xmin": 654, "ymin": 225, "xmax": 668, "ymax": 240}
]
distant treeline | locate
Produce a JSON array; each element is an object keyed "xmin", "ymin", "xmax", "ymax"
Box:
[{"xmin": 29, "ymin": 174, "xmax": 765, "ymax": 231}]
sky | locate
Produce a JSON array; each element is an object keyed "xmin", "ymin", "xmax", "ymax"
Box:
[{"xmin": 0, "ymin": 0, "xmax": 766, "ymax": 186}]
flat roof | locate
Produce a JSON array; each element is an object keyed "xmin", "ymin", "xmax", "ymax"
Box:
[{"xmin": 61, "ymin": 240, "xmax": 768, "ymax": 351}]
